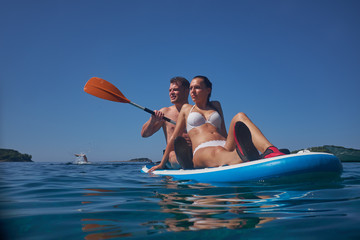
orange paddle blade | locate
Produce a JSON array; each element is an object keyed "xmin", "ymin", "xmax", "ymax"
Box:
[{"xmin": 84, "ymin": 77, "xmax": 130, "ymax": 103}]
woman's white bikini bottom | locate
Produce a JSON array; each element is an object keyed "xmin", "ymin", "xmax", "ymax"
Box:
[{"xmin": 193, "ymin": 140, "xmax": 226, "ymax": 156}]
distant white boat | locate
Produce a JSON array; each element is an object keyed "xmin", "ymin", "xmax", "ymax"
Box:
[
  {"xmin": 74, "ymin": 160, "xmax": 91, "ymax": 165},
  {"xmin": 74, "ymin": 153, "xmax": 91, "ymax": 164}
]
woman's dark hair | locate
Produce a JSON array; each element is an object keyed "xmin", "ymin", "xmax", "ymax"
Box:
[{"xmin": 193, "ymin": 75, "xmax": 212, "ymax": 104}]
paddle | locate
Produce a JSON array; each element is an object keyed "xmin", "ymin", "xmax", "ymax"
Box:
[{"xmin": 84, "ymin": 77, "xmax": 176, "ymax": 125}]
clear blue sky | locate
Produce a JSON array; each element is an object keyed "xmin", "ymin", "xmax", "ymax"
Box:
[{"xmin": 1, "ymin": 0, "xmax": 359, "ymax": 162}]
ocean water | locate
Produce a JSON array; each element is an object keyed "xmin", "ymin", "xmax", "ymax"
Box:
[{"xmin": 1, "ymin": 161, "xmax": 359, "ymax": 240}]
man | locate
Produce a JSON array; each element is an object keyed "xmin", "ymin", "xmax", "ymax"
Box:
[{"xmin": 141, "ymin": 76, "xmax": 191, "ymax": 169}]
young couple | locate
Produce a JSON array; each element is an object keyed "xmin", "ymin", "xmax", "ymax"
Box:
[{"xmin": 141, "ymin": 76, "xmax": 285, "ymax": 172}]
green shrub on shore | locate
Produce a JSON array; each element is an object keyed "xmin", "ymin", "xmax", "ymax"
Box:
[{"xmin": 0, "ymin": 149, "xmax": 33, "ymax": 162}]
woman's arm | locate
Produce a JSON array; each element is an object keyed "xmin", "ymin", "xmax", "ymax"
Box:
[
  {"xmin": 149, "ymin": 105, "xmax": 189, "ymax": 171},
  {"xmin": 212, "ymin": 101, "xmax": 227, "ymax": 138}
]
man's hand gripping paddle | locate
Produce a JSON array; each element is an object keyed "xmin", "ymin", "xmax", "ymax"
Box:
[{"xmin": 84, "ymin": 77, "xmax": 176, "ymax": 125}]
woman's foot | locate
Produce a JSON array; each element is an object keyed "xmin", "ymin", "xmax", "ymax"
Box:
[
  {"xmin": 260, "ymin": 146, "xmax": 286, "ymax": 159},
  {"xmin": 234, "ymin": 121, "xmax": 260, "ymax": 162}
]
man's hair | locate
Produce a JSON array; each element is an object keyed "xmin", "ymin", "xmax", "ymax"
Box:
[{"xmin": 170, "ymin": 76, "xmax": 190, "ymax": 89}]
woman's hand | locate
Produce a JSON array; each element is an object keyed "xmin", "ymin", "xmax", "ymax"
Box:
[
  {"xmin": 149, "ymin": 164, "xmax": 164, "ymax": 172},
  {"xmin": 181, "ymin": 133, "xmax": 192, "ymax": 147}
]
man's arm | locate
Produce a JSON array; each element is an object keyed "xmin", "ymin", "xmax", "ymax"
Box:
[
  {"xmin": 149, "ymin": 105, "xmax": 189, "ymax": 171},
  {"xmin": 141, "ymin": 109, "xmax": 166, "ymax": 137}
]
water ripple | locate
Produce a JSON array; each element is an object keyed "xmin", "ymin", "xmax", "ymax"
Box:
[{"xmin": 1, "ymin": 162, "xmax": 360, "ymax": 239}]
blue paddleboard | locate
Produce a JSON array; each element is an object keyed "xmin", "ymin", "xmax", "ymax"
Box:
[{"xmin": 141, "ymin": 152, "xmax": 342, "ymax": 183}]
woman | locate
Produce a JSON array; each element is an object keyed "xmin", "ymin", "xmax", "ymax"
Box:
[{"xmin": 149, "ymin": 76, "xmax": 284, "ymax": 171}]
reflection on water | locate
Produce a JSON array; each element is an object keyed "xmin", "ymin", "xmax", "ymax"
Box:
[
  {"xmin": 147, "ymin": 181, "xmax": 277, "ymax": 231},
  {"xmin": 83, "ymin": 188, "xmax": 115, "ymax": 196},
  {"xmin": 1, "ymin": 162, "xmax": 355, "ymax": 240},
  {"xmin": 78, "ymin": 184, "xmax": 280, "ymax": 238},
  {"xmin": 75, "ymin": 177, "xmax": 345, "ymax": 239},
  {"xmin": 80, "ymin": 189, "xmax": 132, "ymax": 239},
  {"xmin": 81, "ymin": 218, "xmax": 132, "ymax": 240}
]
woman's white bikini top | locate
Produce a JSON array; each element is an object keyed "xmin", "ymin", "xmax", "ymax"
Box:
[{"xmin": 186, "ymin": 105, "xmax": 222, "ymax": 132}]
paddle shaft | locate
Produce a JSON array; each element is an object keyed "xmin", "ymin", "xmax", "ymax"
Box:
[{"xmin": 129, "ymin": 102, "xmax": 176, "ymax": 125}]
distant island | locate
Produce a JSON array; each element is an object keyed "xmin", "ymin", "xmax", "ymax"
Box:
[
  {"xmin": 292, "ymin": 145, "xmax": 360, "ymax": 162},
  {"xmin": 127, "ymin": 158, "xmax": 153, "ymax": 163},
  {"xmin": 107, "ymin": 158, "xmax": 153, "ymax": 163},
  {"xmin": 0, "ymin": 149, "xmax": 33, "ymax": 162}
]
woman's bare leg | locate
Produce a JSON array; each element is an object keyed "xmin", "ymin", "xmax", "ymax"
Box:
[
  {"xmin": 193, "ymin": 147, "xmax": 243, "ymax": 168},
  {"xmin": 193, "ymin": 112, "xmax": 283, "ymax": 168},
  {"xmin": 224, "ymin": 112, "xmax": 272, "ymax": 153}
]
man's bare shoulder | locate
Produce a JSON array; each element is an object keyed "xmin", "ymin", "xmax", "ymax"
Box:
[
  {"xmin": 181, "ymin": 104, "xmax": 193, "ymax": 111},
  {"xmin": 160, "ymin": 106, "xmax": 177, "ymax": 119},
  {"xmin": 161, "ymin": 104, "xmax": 192, "ymax": 116},
  {"xmin": 159, "ymin": 106, "xmax": 172, "ymax": 113},
  {"xmin": 163, "ymin": 105, "xmax": 184, "ymax": 112}
]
